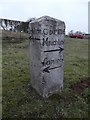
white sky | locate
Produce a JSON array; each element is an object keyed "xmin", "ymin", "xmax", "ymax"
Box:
[{"xmin": 0, "ymin": 0, "xmax": 89, "ymax": 34}]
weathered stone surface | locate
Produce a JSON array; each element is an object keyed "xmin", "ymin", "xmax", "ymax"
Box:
[{"xmin": 29, "ymin": 16, "xmax": 65, "ymax": 98}]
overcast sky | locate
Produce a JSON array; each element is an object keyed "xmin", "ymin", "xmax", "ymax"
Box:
[{"xmin": 0, "ymin": 0, "xmax": 89, "ymax": 34}]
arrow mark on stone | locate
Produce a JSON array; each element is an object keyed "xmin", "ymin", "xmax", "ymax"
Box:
[
  {"xmin": 43, "ymin": 65, "xmax": 61, "ymax": 73},
  {"xmin": 44, "ymin": 47, "xmax": 64, "ymax": 53}
]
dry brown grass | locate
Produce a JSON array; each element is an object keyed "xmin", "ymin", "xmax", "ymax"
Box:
[{"xmin": 2, "ymin": 30, "xmax": 29, "ymax": 40}]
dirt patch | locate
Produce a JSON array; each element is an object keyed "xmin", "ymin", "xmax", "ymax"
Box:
[{"xmin": 70, "ymin": 77, "xmax": 90, "ymax": 95}]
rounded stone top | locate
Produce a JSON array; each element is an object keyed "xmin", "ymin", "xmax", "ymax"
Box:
[{"xmin": 30, "ymin": 15, "xmax": 65, "ymax": 24}]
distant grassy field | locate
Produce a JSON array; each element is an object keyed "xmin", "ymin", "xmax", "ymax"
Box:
[{"xmin": 2, "ymin": 31, "xmax": 89, "ymax": 118}]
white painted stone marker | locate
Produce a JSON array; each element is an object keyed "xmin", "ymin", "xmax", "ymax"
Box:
[{"xmin": 29, "ymin": 16, "xmax": 65, "ymax": 98}]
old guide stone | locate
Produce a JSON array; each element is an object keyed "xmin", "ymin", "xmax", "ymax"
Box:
[{"xmin": 29, "ymin": 16, "xmax": 65, "ymax": 98}]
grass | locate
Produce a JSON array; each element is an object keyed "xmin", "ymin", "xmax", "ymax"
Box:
[
  {"xmin": 0, "ymin": 29, "xmax": 2, "ymax": 119},
  {"xmin": 2, "ymin": 30, "xmax": 29, "ymax": 40},
  {"xmin": 2, "ymin": 35, "xmax": 89, "ymax": 118},
  {"xmin": 64, "ymin": 38, "xmax": 88, "ymax": 87}
]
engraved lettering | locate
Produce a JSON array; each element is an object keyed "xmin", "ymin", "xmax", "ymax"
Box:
[
  {"xmin": 42, "ymin": 38, "xmax": 64, "ymax": 46},
  {"xmin": 30, "ymin": 28, "xmax": 65, "ymax": 35},
  {"xmin": 42, "ymin": 57, "xmax": 63, "ymax": 66}
]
